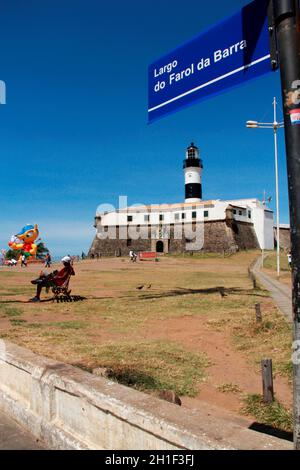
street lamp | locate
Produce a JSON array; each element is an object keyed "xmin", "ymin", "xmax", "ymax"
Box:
[{"xmin": 246, "ymin": 97, "xmax": 284, "ymax": 278}]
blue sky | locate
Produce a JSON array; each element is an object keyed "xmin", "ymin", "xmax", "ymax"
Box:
[{"xmin": 0, "ymin": 0, "xmax": 288, "ymax": 256}]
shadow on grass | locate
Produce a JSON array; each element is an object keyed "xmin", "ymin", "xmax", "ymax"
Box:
[
  {"xmin": 53, "ymin": 295, "xmax": 87, "ymax": 303},
  {"xmin": 1, "ymin": 296, "xmax": 87, "ymax": 304},
  {"xmin": 106, "ymin": 367, "xmax": 160, "ymax": 390},
  {"xmin": 71, "ymin": 363, "xmax": 160, "ymax": 391},
  {"xmin": 249, "ymin": 422, "xmax": 293, "ymax": 442},
  {"xmin": 0, "ymin": 286, "xmax": 268, "ymax": 305},
  {"xmin": 137, "ymin": 286, "xmax": 268, "ymax": 300},
  {"xmin": 0, "ymin": 295, "xmax": 124, "ymax": 305},
  {"xmin": 0, "ymin": 299, "xmax": 53, "ymax": 304}
]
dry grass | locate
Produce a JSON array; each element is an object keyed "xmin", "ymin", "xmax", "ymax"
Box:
[
  {"xmin": 0, "ymin": 250, "xmax": 293, "ymax": 401},
  {"xmin": 263, "ymin": 251, "xmax": 292, "ymax": 287},
  {"xmin": 79, "ymin": 340, "xmax": 210, "ymax": 396},
  {"xmin": 228, "ymin": 300, "xmax": 292, "ymax": 381},
  {"xmin": 242, "ymin": 394, "xmax": 293, "ymax": 432},
  {"xmin": 217, "ymin": 383, "xmax": 242, "ymax": 394},
  {"xmin": 263, "ymin": 252, "xmax": 290, "ymax": 272}
]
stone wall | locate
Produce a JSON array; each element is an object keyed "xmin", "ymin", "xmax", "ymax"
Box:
[
  {"xmin": 0, "ymin": 340, "xmax": 292, "ymax": 450},
  {"xmin": 89, "ymin": 226, "xmax": 152, "ymax": 257},
  {"xmin": 89, "ymin": 220, "xmax": 259, "ymax": 257},
  {"xmin": 274, "ymin": 227, "xmax": 291, "ymax": 250},
  {"xmin": 203, "ymin": 221, "xmax": 235, "ymax": 252},
  {"xmin": 228, "ymin": 220, "xmax": 260, "ymax": 251}
]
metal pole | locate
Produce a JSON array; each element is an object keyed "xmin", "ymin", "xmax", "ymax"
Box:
[
  {"xmin": 274, "ymin": 0, "xmax": 300, "ymax": 449},
  {"xmin": 273, "ymin": 97, "xmax": 281, "ymax": 277},
  {"xmin": 262, "ymin": 190, "xmax": 266, "ymax": 268}
]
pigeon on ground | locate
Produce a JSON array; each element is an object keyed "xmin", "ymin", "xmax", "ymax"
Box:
[{"xmin": 219, "ymin": 287, "xmax": 226, "ymax": 298}]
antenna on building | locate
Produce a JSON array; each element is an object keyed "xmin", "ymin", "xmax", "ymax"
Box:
[{"xmin": 263, "ymin": 190, "xmax": 272, "ymax": 206}]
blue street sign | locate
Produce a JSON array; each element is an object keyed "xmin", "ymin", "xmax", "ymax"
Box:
[{"xmin": 148, "ymin": 0, "xmax": 273, "ymax": 123}]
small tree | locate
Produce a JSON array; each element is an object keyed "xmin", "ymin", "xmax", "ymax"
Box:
[
  {"xmin": 5, "ymin": 249, "xmax": 20, "ymax": 260},
  {"xmin": 36, "ymin": 241, "xmax": 49, "ymax": 260}
]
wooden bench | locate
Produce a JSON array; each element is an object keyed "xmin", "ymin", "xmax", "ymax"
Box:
[{"xmin": 139, "ymin": 251, "xmax": 157, "ymax": 261}]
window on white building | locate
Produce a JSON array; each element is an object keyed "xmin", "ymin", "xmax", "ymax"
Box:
[{"xmin": 204, "ymin": 211, "xmax": 209, "ymax": 217}]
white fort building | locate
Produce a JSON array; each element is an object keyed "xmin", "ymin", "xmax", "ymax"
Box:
[{"xmin": 89, "ymin": 143, "xmax": 274, "ymax": 256}]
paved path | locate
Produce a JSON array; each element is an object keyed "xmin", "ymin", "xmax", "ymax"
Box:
[
  {"xmin": 252, "ymin": 257, "xmax": 292, "ymax": 323},
  {"xmin": 0, "ymin": 410, "xmax": 45, "ymax": 450}
]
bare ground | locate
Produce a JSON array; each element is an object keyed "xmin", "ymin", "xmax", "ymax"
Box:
[{"xmin": 0, "ymin": 253, "xmax": 292, "ymax": 424}]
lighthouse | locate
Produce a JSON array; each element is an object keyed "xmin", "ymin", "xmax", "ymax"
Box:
[{"xmin": 183, "ymin": 142, "xmax": 203, "ymax": 202}]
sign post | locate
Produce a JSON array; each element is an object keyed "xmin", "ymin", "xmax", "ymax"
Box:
[
  {"xmin": 148, "ymin": 0, "xmax": 272, "ymax": 123},
  {"xmin": 148, "ymin": 0, "xmax": 300, "ymax": 447},
  {"xmin": 273, "ymin": 0, "xmax": 300, "ymax": 449}
]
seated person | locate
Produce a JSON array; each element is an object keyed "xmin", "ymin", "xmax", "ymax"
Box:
[{"xmin": 29, "ymin": 256, "xmax": 75, "ymax": 302}]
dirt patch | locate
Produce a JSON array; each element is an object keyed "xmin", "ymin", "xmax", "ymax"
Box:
[
  {"xmin": 140, "ymin": 315, "xmax": 292, "ymax": 414},
  {"xmin": 0, "ymin": 253, "xmax": 293, "ymax": 426}
]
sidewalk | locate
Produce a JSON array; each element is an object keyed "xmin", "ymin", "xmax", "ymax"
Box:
[
  {"xmin": 0, "ymin": 410, "xmax": 45, "ymax": 450},
  {"xmin": 252, "ymin": 257, "xmax": 292, "ymax": 323}
]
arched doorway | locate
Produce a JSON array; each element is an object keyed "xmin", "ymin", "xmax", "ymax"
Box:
[{"xmin": 156, "ymin": 241, "xmax": 164, "ymax": 253}]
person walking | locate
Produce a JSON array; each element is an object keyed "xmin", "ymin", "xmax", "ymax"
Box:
[
  {"xmin": 287, "ymin": 250, "xmax": 292, "ymax": 268},
  {"xmin": 21, "ymin": 254, "xmax": 27, "ymax": 268},
  {"xmin": 130, "ymin": 250, "xmax": 137, "ymax": 262},
  {"xmin": 45, "ymin": 253, "xmax": 52, "ymax": 268}
]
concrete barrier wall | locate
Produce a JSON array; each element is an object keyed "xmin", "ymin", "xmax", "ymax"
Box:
[{"xmin": 0, "ymin": 340, "xmax": 292, "ymax": 450}]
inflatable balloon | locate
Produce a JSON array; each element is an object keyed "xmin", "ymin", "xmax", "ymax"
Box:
[{"xmin": 8, "ymin": 224, "xmax": 39, "ymax": 259}]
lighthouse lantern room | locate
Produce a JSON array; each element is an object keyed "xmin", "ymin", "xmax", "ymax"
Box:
[{"xmin": 183, "ymin": 142, "xmax": 203, "ymax": 202}]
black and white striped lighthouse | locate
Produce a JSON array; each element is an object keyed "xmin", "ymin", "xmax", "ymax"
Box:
[{"xmin": 183, "ymin": 142, "xmax": 203, "ymax": 202}]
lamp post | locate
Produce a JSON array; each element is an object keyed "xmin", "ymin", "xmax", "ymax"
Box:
[{"xmin": 246, "ymin": 97, "xmax": 284, "ymax": 278}]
